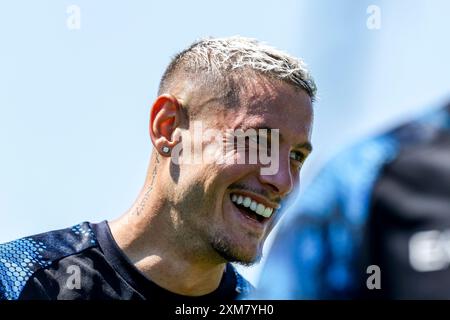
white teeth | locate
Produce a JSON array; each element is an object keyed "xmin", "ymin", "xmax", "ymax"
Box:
[
  {"xmin": 256, "ymin": 204, "xmax": 265, "ymax": 215},
  {"xmin": 243, "ymin": 197, "xmax": 251, "ymax": 207},
  {"xmin": 230, "ymin": 193, "xmax": 276, "ymax": 218},
  {"xmin": 263, "ymin": 207, "xmax": 273, "ymax": 218}
]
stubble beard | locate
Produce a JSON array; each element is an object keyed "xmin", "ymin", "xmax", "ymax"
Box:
[{"xmin": 209, "ymin": 232, "xmax": 263, "ymax": 267}]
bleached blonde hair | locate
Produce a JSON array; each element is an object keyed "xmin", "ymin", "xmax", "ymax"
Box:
[{"xmin": 158, "ymin": 36, "xmax": 317, "ymax": 103}]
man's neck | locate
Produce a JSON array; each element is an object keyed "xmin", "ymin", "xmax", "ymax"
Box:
[{"xmin": 108, "ymin": 203, "xmax": 227, "ymax": 296}]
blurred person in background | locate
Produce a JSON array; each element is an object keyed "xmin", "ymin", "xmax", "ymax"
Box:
[
  {"xmin": 250, "ymin": 0, "xmax": 450, "ymax": 299},
  {"xmin": 254, "ymin": 101, "xmax": 450, "ymax": 299}
]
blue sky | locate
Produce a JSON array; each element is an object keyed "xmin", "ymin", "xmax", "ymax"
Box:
[{"xmin": 1, "ymin": 0, "xmax": 450, "ymax": 284}]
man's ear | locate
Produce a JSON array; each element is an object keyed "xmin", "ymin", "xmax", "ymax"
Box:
[{"xmin": 149, "ymin": 94, "xmax": 183, "ymax": 156}]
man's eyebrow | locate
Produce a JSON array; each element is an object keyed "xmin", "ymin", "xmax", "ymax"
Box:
[
  {"xmin": 294, "ymin": 142, "xmax": 313, "ymax": 153},
  {"xmin": 253, "ymin": 125, "xmax": 313, "ymax": 153}
]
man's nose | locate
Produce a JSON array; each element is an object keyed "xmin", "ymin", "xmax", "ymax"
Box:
[{"xmin": 258, "ymin": 156, "xmax": 294, "ymax": 197}]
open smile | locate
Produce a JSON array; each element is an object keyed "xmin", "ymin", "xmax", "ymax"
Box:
[{"xmin": 229, "ymin": 192, "xmax": 279, "ymax": 225}]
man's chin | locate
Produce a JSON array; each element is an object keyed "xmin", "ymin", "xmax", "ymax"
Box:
[
  {"xmin": 232, "ymin": 256, "xmax": 261, "ymax": 267},
  {"xmin": 211, "ymin": 238, "xmax": 262, "ymax": 266}
]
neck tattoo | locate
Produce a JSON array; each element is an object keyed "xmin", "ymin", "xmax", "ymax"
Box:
[{"xmin": 136, "ymin": 154, "xmax": 159, "ymax": 216}]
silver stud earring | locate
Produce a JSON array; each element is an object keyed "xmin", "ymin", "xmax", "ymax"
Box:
[{"xmin": 162, "ymin": 146, "xmax": 170, "ymax": 154}]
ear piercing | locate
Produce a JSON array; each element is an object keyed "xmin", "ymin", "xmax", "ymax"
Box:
[{"xmin": 162, "ymin": 146, "xmax": 171, "ymax": 154}]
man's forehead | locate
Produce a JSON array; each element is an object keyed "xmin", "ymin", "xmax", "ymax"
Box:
[
  {"xmin": 230, "ymin": 86, "xmax": 313, "ymax": 130},
  {"xmin": 240, "ymin": 76, "xmax": 310, "ymax": 102},
  {"xmin": 187, "ymin": 76, "xmax": 313, "ymax": 141}
]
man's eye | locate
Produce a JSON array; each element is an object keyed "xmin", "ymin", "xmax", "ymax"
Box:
[{"xmin": 290, "ymin": 151, "xmax": 305, "ymax": 163}]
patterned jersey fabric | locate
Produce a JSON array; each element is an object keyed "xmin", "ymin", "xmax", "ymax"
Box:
[{"xmin": 0, "ymin": 221, "xmax": 253, "ymax": 300}]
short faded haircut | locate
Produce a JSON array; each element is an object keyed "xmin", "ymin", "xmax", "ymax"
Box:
[{"xmin": 158, "ymin": 36, "xmax": 317, "ymax": 109}]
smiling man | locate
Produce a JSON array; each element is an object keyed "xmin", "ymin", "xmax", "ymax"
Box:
[{"xmin": 0, "ymin": 36, "xmax": 316, "ymax": 300}]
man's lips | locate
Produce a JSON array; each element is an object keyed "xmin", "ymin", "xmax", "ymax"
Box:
[
  {"xmin": 230, "ymin": 190, "xmax": 280, "ymax": 212},
  {"xmin": 228, "ymin": 191, "xmax": 280, "ymax": 226},
  {"xmin": 230, "ymin": 197, "xmax": 268, "ymax": 226}
]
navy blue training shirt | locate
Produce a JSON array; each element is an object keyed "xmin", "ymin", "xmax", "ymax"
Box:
[{"xmin": 0, "ymin": 221, "xmax": 252, "ymax": 300}]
